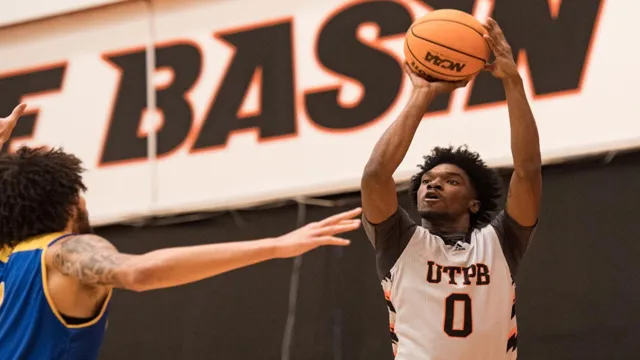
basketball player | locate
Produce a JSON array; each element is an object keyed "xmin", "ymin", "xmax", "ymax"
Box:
[
  {"xmin": 0, "ymin": 104, "xmax": 362, "ymax": 360},
  {"xmin": 361, "ymin": 19, "xmax": 541, "ymax": 359}
]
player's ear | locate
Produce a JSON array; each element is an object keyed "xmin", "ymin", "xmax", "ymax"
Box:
[{"xmin": 469, "ymin": 200, "xmax": 480, "ymax": 214}]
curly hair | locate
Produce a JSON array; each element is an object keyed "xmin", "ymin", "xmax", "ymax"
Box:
[
  {"xmin": 409, "ymin": 145, "xmax": 501, "ymax": 228},
  {"xmin": 0, "ymin": 147, "xmax": 86, "ymax": 247}
]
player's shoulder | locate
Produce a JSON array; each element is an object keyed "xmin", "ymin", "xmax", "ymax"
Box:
[
  {"xmin": 468, "ymin": 216, "xmax": 505, "ymax": 245},
  {"xmin": 469, "ymin": 216, "xmax": 498, "ymax": 233},
  {"xmin": 44, "ymin": 234, "xmax": 116, "ymax": 277},
  {"xmin": 415, "ymin": 224, "xmax": 437, "ymax": 240},
  {"xmin": 48, "ymin": 234, "xmax": 115, "ymax": 251},
  {"xmin": 363, "ymin": 206, "xmax": 419, "ymax": 245},
  {"xmin": 476, "ymin": 210, "xmax": 513, "ymax": 237},
  {"xmin": 487, "ymin": 209, "xmax": 537, "ymax": 241}
]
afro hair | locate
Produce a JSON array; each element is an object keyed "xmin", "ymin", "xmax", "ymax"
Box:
[
  {"xmin": 409, "ymin": 145, "xmax": 502, "ymax": 228},
  {"xmin": 0, "ymin": 146, "xmax": 86, "ymax": 247}
]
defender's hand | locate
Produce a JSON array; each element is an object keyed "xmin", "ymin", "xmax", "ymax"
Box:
[
  {"xmin": 0, "ymin": 103, "xmax": 27, "ymax": 148},
  {"xmin": 273, "ymin": 207, "xmax": 362, "ymax": 258},
  {"xmin": 482, "ymin": 18, "xmax": 519, "ymax": 79}
]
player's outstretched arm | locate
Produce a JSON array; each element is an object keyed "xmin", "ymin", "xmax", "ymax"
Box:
[
  {"xmin": 483, "ymin": 18, "xmax": 542, "ymax": 227},
  {"xmin": 361, "ymin": 65, "xmax": 468, "ymax": 224},
  {"xmin": 46, "ymin": 207, "xmax": 362, "ymax": 292}
]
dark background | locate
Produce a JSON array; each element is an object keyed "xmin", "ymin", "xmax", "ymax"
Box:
[{"xmin": 97, "ymin": 150, "xmax": 640, "ymax": 360}]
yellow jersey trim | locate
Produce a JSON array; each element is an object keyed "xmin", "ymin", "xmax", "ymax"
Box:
[
  {"xmin": 0, "ymin": 233, "xmax": 67, "ymax": 263},
  {"xmin": 40, "ymin": 234, "xmax": 113, "ymax": 329},
  {"xmin": 0, "ymin": 246, "xmax": 9, "ymax": 263}
]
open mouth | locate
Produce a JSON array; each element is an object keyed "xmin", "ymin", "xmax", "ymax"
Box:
[{"xmin": 424, "ymin": 191, "xmax": 441, "ymax": 201}]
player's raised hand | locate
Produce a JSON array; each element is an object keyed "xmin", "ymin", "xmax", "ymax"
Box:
[
  {"xmin": 0, "ymin": 103, "xmax": 27, "ymax": 147},
  {"xmin": 482, "ymin": 18, "xmax": 519, "ymax": 79},
  {"xmin": 273, "ymin": 207, "xmax": 362, "ymax": 258},
  {"xmin": 404, "ymin": 63, "xmax": 469, "ymax": 94}
]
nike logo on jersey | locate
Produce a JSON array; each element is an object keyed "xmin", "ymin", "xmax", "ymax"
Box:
[{"xmin": 426, "ymin": 261, "xmax": 491, "ymax": 286}]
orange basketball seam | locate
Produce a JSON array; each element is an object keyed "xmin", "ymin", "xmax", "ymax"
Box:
[
  {"xmin": 405, "ymin": 42, "xmax": 470, "ymax": 79},
  {"xmin": 409, "ymin": 27, "xmax": 487, "ymax": 63},
  {"xmin": 411, "ymin": 18, "xmax": 486, "ymax": 37}
]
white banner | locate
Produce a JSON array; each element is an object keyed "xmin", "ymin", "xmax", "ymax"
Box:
[
  {"xmin": 0, "ymin": 0, "xmax": 634, "ymax": 226},
  {"xmin": 0, "ymin": 0, "xmax": 129, "ymax": 27}
]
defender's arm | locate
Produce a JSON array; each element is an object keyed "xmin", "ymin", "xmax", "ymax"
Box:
[{"xmin": 46, "ymin": 208, "xmax": 362, "ymax": 292}]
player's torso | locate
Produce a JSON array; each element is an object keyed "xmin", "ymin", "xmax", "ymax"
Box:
[
  {"xmin": 0, "ymin": 233, "xmax": 110, "ymax": 360},
  {"xmin": 386, "ymin": 226, "xmax": 517, "ymax": 360}
]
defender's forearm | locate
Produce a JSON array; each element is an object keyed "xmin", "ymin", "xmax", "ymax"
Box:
[{"xmin": 119, "ymin": 239, "xmax": 279, "ymax": 291}]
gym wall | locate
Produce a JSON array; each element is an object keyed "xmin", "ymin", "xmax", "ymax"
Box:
[
  {"xmin": 0, "ymin": 0, "xmax": 625, "ymax": 227},
  {"xmin": 1, "ymin": 1, "xmax": 636, "ymax": 359},
  {"xmin": 97, "ymin": 150, "xmax": 640, "ymax": 360}
]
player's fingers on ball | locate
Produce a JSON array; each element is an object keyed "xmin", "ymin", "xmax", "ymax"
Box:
[
  {"xmin": 404, "ymin": 63, "xmax": 414, "ymax": 76},
  {"xmin": 483, "ymin": 63, "xmax": 496, "ymax": 72},
  {"xmin": 456, "ymin": 79, "xmax": 471, "ymax": 88},
  {"xmin": 316, "ymin": 236, "xmax": 351, "ymax": 246},
  {"xmin": 318, "ymin": 207, "xmax": 362, "ymax": 226},
  {"xmin": 487, "ymin": 17, "xmax": 498, "ymax": 29},
  {"xmin": 499, "ymin": 41, "xmax": 511, "ymax": 53},
  {"xmin": 450, "ymin": 80, "xmax": 465, "ymax": 89},
  {"xmin": 495, "ymin": 46, "xmax": 509, "ymax": 58},
  {"xmin": 492, "ymin": 23, "xmax": 504, "ymax": 36},
  {"xmin": 487, "ymin": 23, "xmax": 505, "ymax": 42},
  {"xmin": 488, "ymin": 21, "xmax": 505, "ymax": 39},
  {"xmin": 483, "ymin": 34, "xmax": 497, "ymax": 51},
  {"xmin": 481, "ymin": 19, "xmax": 491, "ymax": 30},
  {"xmin": 482, "ymin": 21, "xmax": 494, "ymax": 34}
]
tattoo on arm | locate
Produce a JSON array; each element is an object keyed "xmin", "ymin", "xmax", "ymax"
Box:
[{"xmin": 52, "ymin": 235, "xmax": 131, "ymax": 288}]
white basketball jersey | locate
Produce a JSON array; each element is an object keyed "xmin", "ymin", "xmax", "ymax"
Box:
[{"xmin": 364, "ymin": 208, "xmax": 533, "ymax": 360}]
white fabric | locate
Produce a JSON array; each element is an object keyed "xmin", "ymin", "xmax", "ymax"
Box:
[{"xmin": 384, "ymin": 225, "xmax": 517, "ymax": 360}]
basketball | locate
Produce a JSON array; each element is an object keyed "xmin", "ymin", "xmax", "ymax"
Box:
[{"xmin": 404, "ymin": 9, "xmax": 490, "ymax": 81}]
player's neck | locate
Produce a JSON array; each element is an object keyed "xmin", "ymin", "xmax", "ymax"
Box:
[
  {"xmin": 421, "ymin": 218, "xmax": 470, "ymax": 235},
  {"xmin": 64, "ymin": 223, "xmax": 74, "ymax": 233}
]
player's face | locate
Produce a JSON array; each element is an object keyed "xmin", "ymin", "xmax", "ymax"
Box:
[
  {"xmin": 416, "ymin": 164, "xmax": 479, "ymax": 223},
  {"xmin": 72, "ymin": 195, "xmax": 93, "ymax": 234}
]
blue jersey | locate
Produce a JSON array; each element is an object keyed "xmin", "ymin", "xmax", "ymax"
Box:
[{"xmin": 0, "ymin": 233, "xmax": 112, "ymax": 360}]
